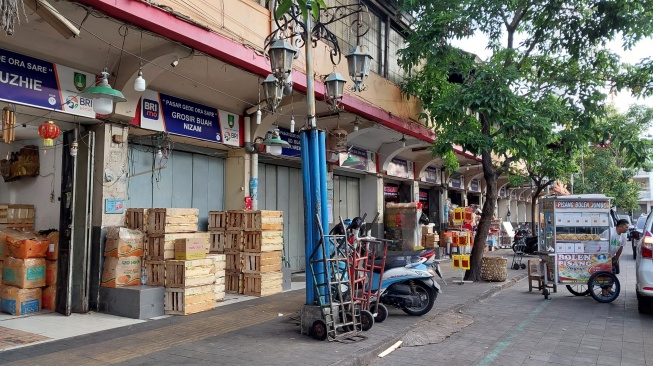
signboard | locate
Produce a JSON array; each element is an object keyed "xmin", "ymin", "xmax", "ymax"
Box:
[
  {"xmin": 557, "ymin": 253, "xmax": 612, "ymax": 283},
  {"xmin": 554, "ymin": 201, "xmax": 610, "ymax": 210},
  {"xmin": 277, "ymin": 127, "xmax": 301, "ymax": 157},
  {"xmin": 420, "ymin": 166, "xmax": 440, "ymax": 184},
  {"xmin": 386, "ymin": 158, "xmax": 414, "ymax": 179},
  {"xmin": 499, "ymin": 186, "xmax": 507, "ymax": 198},
  {"xmin": 470, "ymin": 179, "xmax": 480, "ymax": 192},
  {"xmin": 339, "ymin": 146, "xmax": 376, "ymax": 173},
  {"xmin": 104, "ymin": 198, "xmax": 125, "ymax": 214},
  {"xmin": 384, "ymin": 184, "xmax": 399, "ymax": 200},
  {"xmin": 136, "ymin": 89, "xmax": 242, "ymax": 146},
  {"xmin": 449, "ymin": 176, "xmax": 464, "ymax": 189},
  {"xmin": 0, "ymin": 48, "xmax": 96, "ymax": 118}
]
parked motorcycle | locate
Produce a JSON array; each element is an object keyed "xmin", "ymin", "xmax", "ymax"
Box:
[
  {"xmin": 370, "ymin": 249, "xmax": 443, "ymax": 317},
  {"xmin": 511, "ymin": 225, "xmax": 538, "ymax": 254}
]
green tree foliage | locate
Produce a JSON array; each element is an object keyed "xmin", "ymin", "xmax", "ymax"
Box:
[
  {"xmin": 575, "ymin": 105, "xmax": 653, "ymax": 211},
  {"xmin": 398, "ymin": 0, "xmax": 653, "ymax": 281}
]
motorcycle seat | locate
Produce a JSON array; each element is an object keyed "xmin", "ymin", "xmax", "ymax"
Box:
[{"xmin": 373, "ymin": 255, "xmax": 422, "ymax": 273}]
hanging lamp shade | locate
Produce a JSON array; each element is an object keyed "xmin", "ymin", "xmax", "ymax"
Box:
[
  {"xmin": 324, "ymin": 72, "xmax": 347, "ymax": 106},
  {"xmin": 38, "ymin": 120, "xmax": 61, "ymax": 146},
  {"xmin": 345, "ymin": 45, "xmax": 373, "ymax": 92},
  {"xmin": 82, "ymin": 68, "xmax": 127, "ymax": 115},
  {"xmin": 268, "ymin": 39, "xmax": 298, "ymax": 82},
  {"xmin": 262, "ymin": 74, "xmax": 283, "ymax": 111},
  {"xmin": 263, "ymin": 128, "xmax": 290, "ymax": 148},
  {"xmin": 342, "ymin": 154, "xmax": 360, "ymax": 167}
]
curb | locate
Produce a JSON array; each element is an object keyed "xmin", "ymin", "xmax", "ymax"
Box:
[{"xmin": 333, "ymin": 272, "xmax": 528, "ymax": 366}]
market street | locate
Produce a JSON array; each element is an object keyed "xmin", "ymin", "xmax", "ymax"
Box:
[{"xmin": 373, "ymin": 245, "xmax": 651, "ymax": 366}]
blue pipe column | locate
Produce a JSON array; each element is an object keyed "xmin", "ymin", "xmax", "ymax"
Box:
[
  {"xmin": 317, "ymin": 131, "xmax": 329, "ymax": 237},
  {"xmin": 300, "ymin": 130, "xmax": 315, "ymax": 304}
]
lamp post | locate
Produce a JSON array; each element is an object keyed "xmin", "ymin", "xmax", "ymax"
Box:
[{"xmin": 264, "ymin": 0, "xmax": 371, "ymax": 306}]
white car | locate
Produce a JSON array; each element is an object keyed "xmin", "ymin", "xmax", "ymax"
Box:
[{"xmin": 633, "ymin": 211, "xmax": 653, "ymax": 313}]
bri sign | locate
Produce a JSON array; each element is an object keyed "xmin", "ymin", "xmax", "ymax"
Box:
[
  {"xmin": 134, "ymin": 89, "xmax": 242, "ymax": 146},
  {"xmin": 0, "ymin": 48, "xmax": 96, "ymax": 118}
]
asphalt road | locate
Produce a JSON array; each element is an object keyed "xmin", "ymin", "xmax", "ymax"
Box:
[{"xmin": 372, "ymin": 244, "xmax": 653, "ymax": 366}]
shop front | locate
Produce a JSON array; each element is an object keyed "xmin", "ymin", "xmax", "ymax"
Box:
[
  {"xmin": 448, "ymin": 175, "xmax": 466, "ymax": 207},
  {"xmin": 418, "ymin": 166, "xmax": 442, "ymax": 226},
  {"xmin": 467, "ymin": 178, "xmax": 482, "ymax": 206}
]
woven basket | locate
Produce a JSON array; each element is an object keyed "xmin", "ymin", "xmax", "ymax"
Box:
[{"xmin": 481, "ymin": 257, "xmax": 507, "ymax": 282}]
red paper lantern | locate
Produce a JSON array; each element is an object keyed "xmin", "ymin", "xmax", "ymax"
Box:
[{"xmin": 38, "ymin": 120, "xmax": 60, "ymax": 147}]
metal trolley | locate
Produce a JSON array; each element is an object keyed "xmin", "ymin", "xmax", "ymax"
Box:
[
  {"xmin": 350, "ymin": 237, "xmax": 390, "ymax": 324},
  {"xmin": 538, "ymin": 195, "xmax": 620, "ymax": 303}
]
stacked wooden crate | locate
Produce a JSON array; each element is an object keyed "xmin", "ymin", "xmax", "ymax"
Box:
[
  {"xmin": 126, "ymin": 207, "xmax": 226, "ymax": 315},
  {"xmin": 0, "ymin": 204, "xmax": 35, "ymax": 231},
  {"xmin": 208, "ymin": 210, "xmax": 284, "ymax": 296}
]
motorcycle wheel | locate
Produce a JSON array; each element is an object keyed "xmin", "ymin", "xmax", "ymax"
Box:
[
  {"xmin": 401, "ymin": 281, "xmax": 436, "ymax": 316},
  {"xmin": 373, "ymin": 303, "xmax": 388, "ymax": 323},
  {"xmin": 360, "ymin": 310, "xmax": 374, "ymax": 331}
]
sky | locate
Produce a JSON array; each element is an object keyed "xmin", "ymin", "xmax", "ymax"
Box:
[{"xmin": 451, "ymin": 35, "xmax": 653, "ymax": 113}]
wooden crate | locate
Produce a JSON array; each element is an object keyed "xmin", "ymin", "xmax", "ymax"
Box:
[
  {"xmin": 242, "ymin": 210, "xmax": 283, "ymax": 231},
  {"xmin": 209, "ymin": 231, "xmax": 226, "ymax": 253},
  {"xmin": 165, "ymin": 258, "xmax": 216, "ymax": 288},
  {"xmin": 144, "ymin": 260, "xmax": 165, "ymax": 286},
  {"xmin": 242, "ymin": 251, "xmax": 282, "ymax": 274},
  {"xmin": 226, "ymin": 210, "xmax": 245, "ymax": 230},
  {"xmin": 226, "ymin": 252, "xmax": 243, "ymax": 271},
  {"xmin": 244, "ymin": 272, "xmax": 283, "ymax": 297},
  {"xmin": 0, "ymin": 204, "xmax": 34, "ymax": 231},
  {"xmin": 225, "ymin": 271, "xmax": 244, "ymax": 294},
  {"xmin": 145, "ymin": 232, "xmax": 209, "ymax": 260},
  {"xmin": 148, "ymin": 208, "xmax": 199, "ymax": 234},
  {"xmin": 208, "ymin": 211, "xmax": 227, "ymax": 230},
  {"xmin": 225, "ymin": 230, "xmax": 243, "ymax": 252},
  {"xmin": 243, "ymin": 230, "xmax": 283, "ymax": 253},
  {"xmin": 164, "ymin": 285, "xmax": 216, "ymax": 315},
  {"xmin": 125, "ymin": 208, "xmax": 148, "ymax": 232}
]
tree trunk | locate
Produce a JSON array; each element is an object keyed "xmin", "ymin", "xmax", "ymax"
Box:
[
  {"xmin": 464, "ymin": 154, "xmax": 498, "ymax": 281},
  {"xmin": 530, "ymin": 187, "xmax": 543, "ymax": 233}
]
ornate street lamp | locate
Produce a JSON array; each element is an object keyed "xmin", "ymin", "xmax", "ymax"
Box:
[
  {"xmin": 345, "ymin": 45, "xmax": 373, "ymax": 92},
  {"xmin": 262, "ymin": 74, "xmax": 283, "ymax": 112},
  {"xmin": 324, "ymin": 72, "xmax": 347, "ymax": 107},
  {"xmin": 268, "ymin": 39, "xmax": 298, "ymax": 82}
]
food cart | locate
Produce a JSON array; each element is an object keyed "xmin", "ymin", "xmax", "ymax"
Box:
[{"xmin": 538, "ymin": 194, "xmax": 620, "ymax": 303}]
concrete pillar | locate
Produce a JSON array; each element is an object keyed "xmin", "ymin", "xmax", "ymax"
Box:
[
  {"xmin": 90, "ymin": 123, "xmax": 130, "ymax": 310},
  {"xmin": 360, "ymin": 174, "xmax": 384, "ymax": 237},
  {"xmin": 412, "ymin": 180, "xmax": 420, "ymax": 202},
  {"xmin": 224, "ymin": 149, "xmax": 251, "ymax": 210}
]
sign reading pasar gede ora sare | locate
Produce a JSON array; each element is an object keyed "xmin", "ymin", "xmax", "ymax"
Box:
[{"xmin": 556, "ymin": 253, "xmax": 611, "ymax": 283}]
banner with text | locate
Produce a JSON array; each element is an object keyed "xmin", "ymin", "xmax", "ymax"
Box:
[
  {"xmin": 386, "ymin": 158, "xmax": 414, "ymax": 179},
  {"xmin": 136, "ymin": 89, "xmax": 242, "ymax": 146},
  {"xmin": 277, "ymin": 127, "xmax": 301, "ymax": 157},
  {"xmin": 420, "ymin": 166, "xmax": 440, "ymax": 184},
  {"xmin": 0, "ymin": 48, "xmax": 96, "ymax": 118}
]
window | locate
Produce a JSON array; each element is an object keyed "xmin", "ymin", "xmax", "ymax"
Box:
[
  {"xmin": 323, "ymin": 0, "xmax": 382, "ymax": 74},
  {"xmin": 387, "ymin": 26, "xmax": 408, "ymax": 84}
]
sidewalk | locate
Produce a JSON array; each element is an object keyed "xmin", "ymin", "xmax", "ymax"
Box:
[{"xmin": 0, "ymin": 249, "xmax": 529, "ymax": 366}]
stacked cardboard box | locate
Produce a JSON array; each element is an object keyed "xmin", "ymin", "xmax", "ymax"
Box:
[
  {"xmin": 209, "ymin": 210, "xmax": 284, "ymax": 297},
  {"xmin": 0, "ymin": 230, "xmax": 49, "ymax": 315},
  {"xmin": 101, "ymin": 227, "xmax": 145, "ymax": 288},
  {"xmin": 421, "ymin": 225, "xmax": 440, "ymax": 249}
]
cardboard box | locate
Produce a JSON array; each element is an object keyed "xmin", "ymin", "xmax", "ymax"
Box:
[
  {"xmin": 101, "ymin": 257, "xmax": 141, "ymax": 288},
  {"xmin": 0, "ymin": 285, "xmax": 41, "ymax": 315},
  {"xmin": 46, "ymin": 260, "xmax": 57, "ymax": 286},
  {"xmin": 46, "ymin": 231, "xmax": 59, "ymax": 260},
  {"xmin": 2, "ymin": 257, "xmax": 46, "ymax": 288},
  {"xmin": 175, "ymin": 238, "xmax": 207, "ymax": 260},
  {"xmin": 584, "ymin": 241, "xmax": 608, "ymax": 254},
  {"xmin": 555, "ymin": 242, "xmax": 567, "ymax": 253},
  {"xmin": 42, "ymin": 285, "xmax": 56, "ymax": 311},
  {"xmin": 5, "ymin": 232, "xmax": 49, "ymax": 259},
  {"xmin": 421, "ymin": 225, "xmax": 433, "ymax": 235},
  {"xmin": 104, "ymin": 227, "xmax": 145, "ymax": 258}
]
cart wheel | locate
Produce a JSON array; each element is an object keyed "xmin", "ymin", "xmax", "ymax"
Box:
[
  {"xmin": 374, "ymin": 303, "xmax": 389, "ymax": 323},
  {"xmin": 520, "ymin": 263, "xmax": 526, "ymax": 270},
  {"xmin": 360, "ymin": 310, "xmax": 374, "ymax": 331},
  {"xmin": 512, "ymin": 263, "xmax": 520, "ymax": 270},
  {"xmin": 566, "ymin": 284, "xmax": 590, "ymax": 296},
  {"xmin": 588, "ymin": 271, "xmax": 620, "ymax": 303},
  {"xmin": 311, "ymin": 320, "xmax": 328, "ymax": 341},
  {"xmin": 543, "ymin": 288, "xmax": 550, "ymax": 300}
]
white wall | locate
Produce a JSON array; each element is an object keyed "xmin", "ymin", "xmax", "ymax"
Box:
[{"xmin": 0, "ymin": 136, "xmax": 63, "ymax": 230}]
